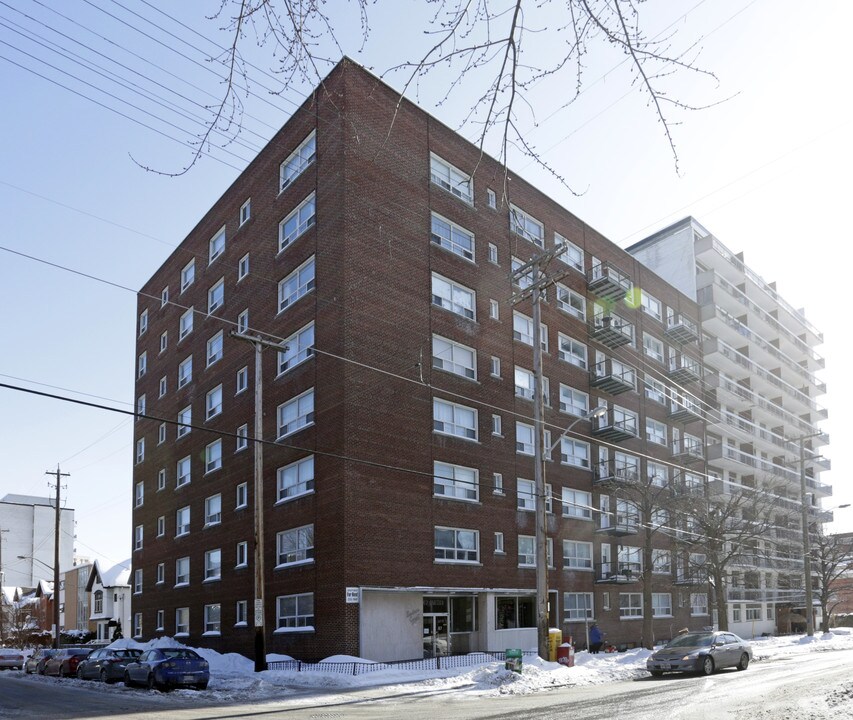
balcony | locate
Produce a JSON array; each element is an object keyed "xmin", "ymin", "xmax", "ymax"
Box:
[
  {"xmin": 590, "ymin": 358, "xmax": 636, "ymax": 395},
  {"xmin": 673, "ymin": 527, "xmax": 702, "ymax": 545},
  {"xmin": 668, "ymin": 353, "xmax": 702, "ymax": 384},
  {"xmin": 668, "ymin": 395, "xmax": 703, "ymax": 424},
  {"xmin": 596, "ymin": 512, "xmax": 641, "ymax": 538},
  {"xmin": 665, "ymin": 313, "xmax": 699, "ymax": 344},
  {"xmin": 593, "ymin": 458, "xmax": 640, "ymax": 488},
  {"xmin": 674, "ymin": 573, "xmax": 706, "ymax": 586},
  {"xmin": 671, "ymin": 436, "xmax": 704, "ymax": 464},
  {"xmin": 587, "ymin": 261, "xmax": 632, "ymax": 303},
  {"xmin": 591, "ymin": 408, "xmax": 639, "ymax": 442},
  {"xmin": 595, "ymin": 561, "xmax": 642, "ymax": 584},
  {"xmin": 589, "ymin": 315, "xmax": 634, "ymax": 348}
]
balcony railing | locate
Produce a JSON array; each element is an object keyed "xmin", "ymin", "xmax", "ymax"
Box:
[
  {"xmin": 671, "ymin": 436, "xmax": 704, "ymax": 463},
  {"xmin": 589, "ymin": 315, "xmax": 634, "ymax": 348},
  {"xmin": 668, "ymin": 353, "xmax": 702, "ymax": 384},
  {"xmin": 668, "ymin": 395, "xmax": 703, "ymax": 423},
  {"xmin": 587, "ymin": 261, "xmax": 632, "ymax": 302},
  {"xmin": 590, "ymin": 358, "xmax": 636, "ymax": 395},
  {"xmin": 596, "ymin": 512, "xmax": 641, "ymax": 537},
  {"xmin": 665, "ymin": 313, "xmax": 699, "ymax": 344},
  {"xmin": 595, "ymin": 561, "xmax": 642, "ymax": 583},
  {"xmin": 591, "ymin": 409, "xmax": 639, "ymax": 442},
  {"xmin": 593, "ymin": 459, "xmax": 640, "ymax": 487}
]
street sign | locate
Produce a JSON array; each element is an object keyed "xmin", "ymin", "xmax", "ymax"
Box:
[
  {"xmin": 254, "ymin": 599, "xmax": 264, "ymax": 626},
  {"xmin": 345, "ymin": 587, "xmax": 360, "ymax": 604}
]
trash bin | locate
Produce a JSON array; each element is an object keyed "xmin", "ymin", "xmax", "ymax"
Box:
[
  {"xmin": 505, "ymin": 648, "xmax": 523, "ymax": 674},
  {"xmin": 557, "ymin": 642, "xmax": 575, "ymax": 667},
  {"xmin": 548, "ymin": 628, "xmax": 562, "ymax": 661}
]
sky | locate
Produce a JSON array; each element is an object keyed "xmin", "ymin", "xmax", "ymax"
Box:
[{"xmin": 0, "ymin": 0, "xmax": 850, "ymax": 576}]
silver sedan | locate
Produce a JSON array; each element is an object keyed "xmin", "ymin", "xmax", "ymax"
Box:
[{"xmin": 647, "ymin": 631, "xmax": 752, "ymax": 676}]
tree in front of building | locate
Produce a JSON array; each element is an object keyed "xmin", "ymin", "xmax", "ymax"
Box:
[{"xmin": 812, "ymin": 528, "xmax": 853, "ymax": 632}]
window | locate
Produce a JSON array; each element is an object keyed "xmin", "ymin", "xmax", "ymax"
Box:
[
  {"xmin": 238, "ymin": 253, "xmax": 250, "ymax": 281},
  {"xmin": 205, "ymin": 439, "xmax": 222, "ymax": 473},
  {"xmin": 556, "ymin": 284, "xmax": 586, "ymax": 320},
  {"xmin": 488, "ymin": 242, "xmax": 498, "ymax": 264},
  {"xmin": 434, "ymin": 461, "xmax": 478, "ymax": 502},
  {"xmin": 134, "ymin": 613, "xmax": 142, "ymax": 637},
  {"xmin": 236, "ymin": 424, "xmax": 248, "ymax": 451},
  {"xmin": 559, "ymin": 385, "xmax": 589, "ymax": 417},
  {"xmin": 157, "ymin": 468, "xmax": 166, "ymax": 491},
  {"xmin": 206, "ymin": 385, "xmax": 223, "ymax": 420},
  {"xmin": 156, "ymin": 516, "xmax": 165, "ymax": 538},
  {"xmin": 179, "ymin": 308, "xmax": 193, "ymax": 340},
  {"xmin": 652, "ymin": 593, "xmax": 672, "ymax": 617},
  {"xmin": 277, "ymin": 322, "xmax": 315, "ymax": 374},
  {"xmin": 558, "ymin": 333, "xmax": 587, "ymax": 369},
  {"xmin": 236, "ymin": 600, "xmax": 248, "ymax": 626},
  {"xmin": 209, "ymin": 226, "xmax": 225, "ymax": 264},
  {"xmin": 433, "ymin": 398, "xmax": 477, "ymax": 440},
  {"xmin": 177, "ymin": 406, "xmax": 192, "ymax": 438},
  {"xmin": 134, "ymin": 525, "xmax": 143, "ymax": 550},
  {"xmin": 517, "ymin": 478, "xmax": 535, "ymax": 511},
  {"xmin": 134, "ymin": 482, "xmax": 144, "ymax": 508},
  {"xmin": 135, "ymin": 438, "xmax": 145, "ymax": 464},
  {"xmin": 176, "ymin": 456, "xmax": 191, "ymax": 487},
  {"xmin": 691, "ymin": 593, "xmax": 709, "ymax": 615},
  {"xmin": 516, "ymin": 422, "xmax": 534, "ymax": 455},
  {"xmin": 159, "ymin": 376, "xmax": 167, "ymax": 397},
  {"xmin": 431, "ymin": 273, "xmax": 475, "ymax": 320},
  {"xmin": 236, "ymin": 482, "xmax": 248, "ymax": 508},
  {"xmin": 745, "ymin": 605, "xmax": 761, "ymax": 621},
  {"xmin": 492, "ymin": 414, "xmax": 502, "ymax": 436},
  {"xmin": 181, "ymin": 259, "xmax": 195, "ymax": 292},
  {"xmin": 646, "ymin": 418, "xmax": 667, "ymax": 446},
  {"xmin": 279, "ymin": 194, "xmax": 316, "ymax": 251},
  {"xmin": 652, "ymin": 549, "xmax": 672, "ymax": 574},
  {"xmin": 139, "ymin": 308, "xmax": 148, "ymax": 336},
  {"xmin": 644, "ymin": 376, "xmax": 666, "ymax": 404},
  {"xmin": 204, "ymin": 604, "xmax": 221, "ymax": 634},
  {"xmin": 236, "ymin": 541, "xmax": 248, "ymax": 567},
  {"xmin": 430, "ymin": 153, "xmax": 473, "ymax": 204},
  {"xmin": 136, "ymin": 394, "xmax": 146, "ymax": 419},
  {"xmin": 563, "ymin": 540, "xmax": 593, "ymax": 570},
  {"xmin": 159, "ymin": 331, "xmax": 168, "ymax": 353},
  {"xmin": 430, "ymin": 213, "xmax": 474, "ymax": 261},
  {"xmin": 133, "ymin": 569, "xmax": 142, "ymax": 594},
  {"xmin": 641, "ymin": 291, "xmax": 663, "ymax": 321},
  {"xmin": 237, "ymin": 309, "xmax": 249, "ymax": 334},
  {"xmin": 562, "ymin": 488, "xmax": 592, "ymax": 519},
  {"xmin": 510, "ymin": 205, "xmax": 544, "ymax": 247},
  {"xmin": 487, "ymin": 188, "xmax": 496, "ymax": 208},
  {"xmin": 240, "ymin": 198, "xmax": 251, "ymax": 225},
  {"xmin": 161, "ymin": 286, "xmax": 169, "ymax": 307},
  {"xmin": 556, "ymin": 234, "xmax": 584, "ymax": 273},
  {"xmin": 156, "ymin": 562, "xmax": 164, "ymax": 583},
  {"xmin": 236, "ymin": 366, "xmax": 248, "ymax": 394},
  {"xmin": 276, "ymin": 524, "xmax": 315, "ymax": 567},
  {"xmin": 432, "ymin": 335, "xmax": 476, "ymax": 380},
  {"xmin": 278, "ymin": 256, "xmax": 316, "ymax": 312},
  {"xmin": 207, "ymin": 331, "xmax": 224, "ymax": 366},
  {"xmin": 276, "ymin": 592, "xmax": 314, "ymax": 631},
  {"xmin": 175, "ymin": 607, "xmax": 189, "ymax": 635},
  {"xmin": 563, "ymin": 593, "xmax": 594, "ymax": 621},
  {"xmin": 434, "ymin": 527, "xmax": 479, "ymax": 563},
  {"xmin": 277, "ymin": 388, "xmax": 315, "ymax": 438},
  {"xmin": 490, "ymin": 356, "xmax": 501, "ymax": 377},
  {"xmin": 643, "ymin": 333, "xmax": 664, "ymax": 363},
  {"xmin": 175, "ymin": 557, "xmax": 190, "ymax": 586},
  {"xmin": 560, "ymin": 438, "xmax": 590, "ymax": 469},
  {"xmin": 620, "ymin": 593, "xmax": 643, "ymax": 618},
  {"xmin": 280, "ymin": 131, "xmax": 316, "ymax": 190},
  {"xmin": 137, "ymin": 352, "xmax": 147, "ymax": 378},
  {"xmin": 277, "ymin": 455, "xmax": 314, "ymax": 501},
  {"xmin": 511, "ymin": 256, "xmax": 533, "ymax": 290},
  {"xmin": 208, "ymin": 278, "xmax": 224, "ymax": 313},
  {"xmin": 204, "ymin": 549, "xmax": 222, "ymax": 581},
  {"xmin": 205, "ymin": 494, "xmax": 222, "ymax": 527},
  {"xmin": 514, "ymin": 366, "xmax": 536, "ymax": 400},
  {"xmin": 489, "ymin": 299, "xmax": 500, "ymax": 320},
  {"xmin": 495, "ymin": 532, "xmax": 504, "ymax": 553},
  {"xmin": 648, "ymin": 461, "xmax": 669, "ymax": 487},
  {"xmin": 492, "ymin": 472, "xmax": 504, "ymax": 494},
  {"xmin": 518, "ymin": 535, "xmax": 536, "ymax": 567},
  {"xmin": 178, "ymin": 356, "xmax": 192, "ymax": 388},
  {"xmin": 513, "ymin": 311, "xmax": 548, "ymax": 349},
  {"xmin": 495, "ymin": 596, "xmax": 535, "ymax": 629},
  {"xmin": 176, "ymin": 506, "xmax": 190, "ymax": 537}
]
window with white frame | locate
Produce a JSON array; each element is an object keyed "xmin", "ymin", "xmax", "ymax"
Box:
[
  {"xmin": 176, "ymin": 456, "xmax": 191, "ymax": 487},
  {"xmin": 204, "ymin": 494, "xmax": 222, "ymax": 526},
  {"xmin": 277, "ymin": 388, "xmax": 314, "ymax": 438},
  {"xmin": 178, "ymin": 355, "xmax": 192, "ymax": 388},
  {"xmin": 511, "ymin": 256, "xmax": 533, "ymax": 290},
  {"xmin": 558, "ymin": 333, "xmax": 587, "ymax": 369},
  {"xmin": 207, "ymin": 330, "xmax": 224, "ymax": 366},
  {"xmin": 433, "ymin": 398, "xmax": 477, "ymax": 440},
  {"xmin": 139, "ymin": 308, "xmax": 148, "ymax": 336},
  {"xmin": 564, "ymin": 592, "xmax": 594, "ymax": 620},
  {"xmin": 204, "ymin": 604, "xmax": 221, "ymax": 634},
  {"xmin": 276, "ymin": 524, "xmax": 314, "ymax": 567},
  {"xmin": 236, "ymin": 482, "xmax": 248, "ymax": 508},
  {"xmin": 159, "ymin": 376, "xmax": 167, "ymax": 397},
  {"xmin": 204, "ymin": 549, "xmax": 222, "ymax": 581},
  {"xmin": 237, "ymin": 308, "xmax": 249, "ymax": 334},
  {"xmin": 236, "ymin": 366, "xmax": 248, "ymax": 394},
  {"xmin": 276, "ymin": 592, "xmax": 314, "ymax": 630},
  {"xmin": 277, "ymin": 322, "xmax": 315, "ymax": 375},
  {"xmin": 562, "ymin": 488, "xmax": 592, "ymax": 519},
  {"xmin": 157, "ymin": 468, "xmax": 166, "ymax": 491},
  {"xmin": 643, "ymin": 333, "xmax": 665, "ymax": 363},
  {"xmin": 133, "ymin": 569, "xmax": 142, "ymax": 594},
  {"xmin": 430, "ymin": 153, "xmax": 473, "ymax": 204},
  {"xmin": 644, "ymin": 375, "xmax": 666, "ymax": 404},
  {"xmin": 208, "ymin": 278, "xmax": 224, "ymax": 313},
  {"xmin": 487, "ymin": 188, "xmax": 496, "ymax": 208},
  {"xmin": 238, "ymin": 253, "xmax": 249, "ymax": 280},
  {"xmin": 493, "ymin": 472, "xmax": 504, "ymax": 494},
  {"xmin": 136, "ymin": 394, "xmax": 146, "ymax": 419},
  {"xmin": 156, "ymin": 561, "xmax": 164, "ymax": 582},
  {"xmin": 159, "ymin": 331, "xmax": 168, "ymax": 353},
  {"xmin": 175, "ymin": 556, "xmax": 190, "ymax": 585},
  {"xmin": 134, "ymin": 524, "xmax": 143, "ymax": 550},
  {"xmin": 175, "ymin": 607, "xmax": 190, "ymax": 635},
  {"xmin": 432, "ymin": 335, "xmax": 476, "ymax": 380},
  {"xmin": 488, "ymin": 242, "xmax": 498, "ymax": 264},
  {"xmin": 518, "ymin": 535, "xmax": 536, "ymax": 566},
  {"xmin": 206, "ymin": 385, "xmax": 223, "ymax": 420},
  {"xmin": 556, "ymin": 283, "xmax": 586, "ymax": 320},
  {"xmin": 158, "ymin": 423, "xmax": 167, "ymax": 445},
  {"xmin": 517, "ymin": 478, "xmax": 535, "ymax": 511},
  {"xmin": 434, "ymin": 527, "xmax": 479, "ymax": 563},
  {"xmin": 236, "ymin": 541, "xmax": 248, "ymax": 567},
  {"xmin": 691, "ymin": 593, "xmax": 708, "ymax": 615},
  {"xmin": 161, "ymin": 286, "xmax": 169, "ymax": 307},
  {"xmin": 236, "ymin": 424, "xmax": 248, "ymax": 452},
  {"xmin": 489, "ymin": 299, "xmax": 500, "ymax": 319},
  {"xmin": 563, "ymin": 540, "xmax": 593, "ymax": 570},
  {"xmin": 181, "ymin": 259, "xmax": 195, "ymax": 292},
  {"xmin": 177, "ymin": 406, "xmax": 191, "ymax": 438},
  {"xmin": 492, "ymin": 414, "xmax": 502, "ymax": 436},
  {"xmin": 646, "ymin": 418, "xmax": 667, "ymax": 446},
  {"xmin": 495, "ymin": 531, "xmax": 504, "ymax": 553},
  {"xmin": 279, "ymin": 194, "xmax": 316, "ymax": 251},
  {"xmin": 620, "ymin": 592, "xmax": 643, "ymax": 618},
  {"xmin": 559, "ymin": 384, "xmax": 589, "ymax": 417},
  {"xmin": 514, "ymin": 366, "xmax": 536, "ymax": 400},
  {"xmin": 205, "ymin": 439, "xmax": 222, "ymax": 473},
  {"xmin": 652, "ymin": 593, "xmax": 672, "ymax": 617},
  {"xmin": 176, "ymin": 506, "xmax": 190, "ymax": 537},
  {"xmin": 278, "ymin": 257, "xmax": 316, "ymax": 312},
  {"xmin": 138, "ymin": 352, "xmax": 146, "ymax": 378},
  {"xmin": 560, "ymin": 438, "xmax": 590, "ymax": 469},
  {"xmin": 556, "ymin": 234, "xmax": 584, "ymax": 273},
  {"xmin": 490, "ymin": 356, "xmax": 501, "ymax": 377},
  {"xmin": 434, "ymin": 461, "xmax": 478, "ymax": 501},
  {"xmin": 495, "ymin": 596, "xmax": 536, "ymax": 629},
  {"xmin": 510, "ymin": 205, "xmax": 544, "ymax": 247},
  {"xmin": 648, "ymin": 461, "xmax": 669, "ymax": 486},
  {"xmin": 135, "ymin": 438, "xmax": 145, "ymax": 464},
  {"xmin": 431, "ymin": 273, "xmax": 476, "ymax": 320},
  {"xmin": 156, "ymin": 516, "xmax": 164, "ymax": 538},
  {"xmin": 209, "ymin": 226, "xmax": 225, "ymax": 264},
  {"xmin": 430, "ymin": 213, "xmax": 474, "ymax": 261},
  {"xmin": 235, "ymin": 600, "xmax": 248, "ymax": 626},
  {"xmin": 280, "ymin": 131, "xmax": 316, "ymax": 190},
  {"xmin": 512, "ymin": 312, "xmax": 548, "ymax": 351},
  {"xmin": 277, "ymin": 455, "xmax": 314, "ymax": 501},
  {"xmin": 641, "ymin": 291, "xmax": 663, "ymax": 321},
  {"xmin": 515, "ymin": 422, "xmax": 534, "ymax": 455},
  {"xmin": 613, "ymin": 406, "xmax": 638, "ymax": 436},
  {"xmin": 240, "ymin": 198, "xmax": 251, "ymax": 225},
  {"xmin": 652, "ymin": 549, "xmax": 672, "ymax": 574},
  {"xmin": 134, "ymin": 482, "xmax": 144, "ymax": 507}
]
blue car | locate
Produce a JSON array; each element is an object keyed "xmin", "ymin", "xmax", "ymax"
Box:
[{"xmin": 123, "ymin": 648, "xmax": 209, "ymax": 690}]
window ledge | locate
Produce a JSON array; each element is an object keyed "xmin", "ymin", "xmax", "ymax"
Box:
[
  {"xmin": 274, "ymin": 626, "xmax": 315, "ymax": 634},
  {"xmin": 174, "ymin": 632, "xmax": 189, "ymax": 638},
  {"xmin": 274, "ymin": 559, "xmax": 314, "ymax": 571},
  {"xmin": 203, "ymin": 577, "xmax": 222, "ymax": 583},
  {"xmin": 201, "ymin": 631, "xmax": 221, "ymax": 637},
  {"xmin": 433, "ymin": 560, "xmax": 482, "ymax": 567},
  {"xmin": 274, "ymin": 491, "xmax": 315, "ymax": 506},
  {"xmin": 234, "ymin": 622, "xmax": 248, "ymax": 628}
]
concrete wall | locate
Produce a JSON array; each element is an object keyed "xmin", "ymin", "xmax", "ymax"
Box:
[
  {"xmin": 629, "ymin": 225, "xmax": 698, "ymax": 301},
  {"xmin": 0, "ymin": 499, "xmax": 74, "ymax": 587},
  {"xmin": 359, "ymin": 590, "xmax": 422, "ymax": 661}
]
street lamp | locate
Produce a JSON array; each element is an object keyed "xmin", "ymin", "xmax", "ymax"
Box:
[
  {"xmin": 17, "ymin": 555, "xmax": 58, "ymax": 649},
  {"xmin": 536, "ymin": 405, "xmax": 607, "ymax": 658}
]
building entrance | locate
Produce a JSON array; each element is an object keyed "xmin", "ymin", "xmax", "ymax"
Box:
[{"xmin": 422, "ymin": 614, "xmax": 450, "ymax": 658}]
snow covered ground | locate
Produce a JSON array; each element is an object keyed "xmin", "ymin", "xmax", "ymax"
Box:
[{"xmin": 10, "ymin": 628, "xmax": 853, "ymax": 706}]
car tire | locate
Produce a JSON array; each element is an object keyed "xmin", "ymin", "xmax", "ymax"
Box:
[
  {"xmin": 146, "ymin": 673, "xmax": 156, "ymax": 691},
  {"xmin": 650, "ymin": 671, "xmax": 663, "ymax": 678},
  {"xmin": 737, "ymin": 653, "xmax": 749, "ymax": 671},
  {"xmin": 195, "ymin": 683, "xmax": 208, "ymax": 691},
  {"xmin": 60, "ymin": 663, "xmax": 67, "ymax": 678},
  {"xmin": 701, "ymin": 656, "xmax": 715, "ymax": 676},
  {"xmin": 124, "ymin": 671, "xmax": 133, "ymax": 687},
  {"xmin": 100, "ymin": 669, "xmax": 112, "ymax": 684},
  {"xmin": 77, "ymin": 667, "xmax": 85, "ymax": 680}
]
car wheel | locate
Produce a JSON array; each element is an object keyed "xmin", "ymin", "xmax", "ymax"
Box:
[
  {"xmin": 195, "ymin": 683, "xmax": 208, "ymax": 691},
  {"xmin": 701, "ymin": 656, "xmax": 715, "ymax": 676},
  {"xmin": 59, "ymin": 663, "xmax": 67, "ymax": 678},
  {"xmin": 650, "ymin": 671, "xmax": 663, "ymax": 678},
  {"xmin": 124, "ymin": 671, "xmax": 133, "ymax": 687},
  {"xmin": 100, "ymin": 669, "xmax": 112, "ymax": 684},
  {"xmin": 77, "ymin": 666, "xmax": 85, "ymax": 680},
  {"xmin": 146, "ymin": 673, "xmax": 156, "ymax": 691},
  {"xmin": 737, "ymin": 653, "xmax": 749, "ymax": 671}
]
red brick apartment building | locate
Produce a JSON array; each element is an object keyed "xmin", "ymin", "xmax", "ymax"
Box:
[{"xmin": 131, "ymin": 58, "xmax": 709, "ymax": 662}]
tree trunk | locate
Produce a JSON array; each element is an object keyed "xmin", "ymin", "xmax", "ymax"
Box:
[
  {"xmin": 642, "ymin": 526, "xmax": 654, "ymax": 649},
  {"xmin": 714, "ymin": 568, "xmax": 728, "ymax": 631}
]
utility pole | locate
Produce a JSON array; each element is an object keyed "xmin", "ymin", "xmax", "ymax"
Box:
[
  {"xmin": 790, "ymin": 432, "xmax": 822, "ymax": 637},
  {"xmin": 45, "ymin": 465, "xmax": 69, "ymax": 649},
  {"xmin": 511, "ymin": 243, "xmax": 568, "ymax": 660},
  {"xmin": 231, "ymin": 330, "xmax": 288, "ymax": 672}
]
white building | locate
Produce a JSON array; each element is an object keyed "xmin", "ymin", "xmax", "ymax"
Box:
[
  {"xmin": 86, "ymin": 559, "xmax": 131, "ymax": 641},
  {"xmin": 0, "ymin": 494, "xmax": 75, "ymax": 587},
  {"xmin": 629, "ymin": 217, "xmax": 829, "ymax": 637}
]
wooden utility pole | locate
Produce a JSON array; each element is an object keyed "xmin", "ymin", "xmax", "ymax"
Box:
[{"xmin": 45, "ymin": 465, "xmax": 69, "ymax": 649}]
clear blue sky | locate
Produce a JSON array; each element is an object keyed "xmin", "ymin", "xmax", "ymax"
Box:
[{"xmin": 1, "ymin": 0, "xmax": 849, "ymax": 574}]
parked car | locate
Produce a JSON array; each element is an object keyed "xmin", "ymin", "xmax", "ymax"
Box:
[
  {"xmin": 42, "ymin": 648, "xmax": 93, "ymax": 677},
  {"xmin": 124, "ymin": 648, "xmax": 209, "ymax": 690},
  {"xmin": 24, "ymin": 648, "xmax": 57, "ymax": 674},
  {"xmin": 646, "ymin": 631, "xmax": 752, "ymax": 677},
  {"xmin": 77, "ymin": 648, "xmax": 142, "ymax": 683},
  {"xmin": 0, "ymin": 649, "xmax": 24, "ymax": 670}
]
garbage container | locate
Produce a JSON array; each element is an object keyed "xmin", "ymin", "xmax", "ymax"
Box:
[
  {"xmin": 548, "ymin": 628, "xmax": 562, "ymax": 661},
  {"xmin": 505, "ymin": 648, "xmax": 523, "ymax": 674},
  {"xmin": 557, "ymin": 642, "xmax": 575, "ymax": 667}
]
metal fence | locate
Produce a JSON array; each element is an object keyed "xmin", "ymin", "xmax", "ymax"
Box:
[{"xmin": 267, "ymin": 650, "xmax": 538, "ymax": 676}]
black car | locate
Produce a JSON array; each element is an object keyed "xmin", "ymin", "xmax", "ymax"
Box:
[
  {"xmin": 77, "ymin": 648, "xmax": 143, "ymax": 683},
  {"xmin": 24, "ymin": 648, "xmax": 57, "ymax": 675}
]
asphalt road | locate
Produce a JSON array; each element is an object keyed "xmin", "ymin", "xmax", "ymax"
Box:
[{"xmin": 1, "ymin": 648, "xmax": 852, "ymax": 720}]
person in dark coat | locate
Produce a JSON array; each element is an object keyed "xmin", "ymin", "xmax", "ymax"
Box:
[{"xmin": 589, "ymin": 623, "xmax": 604, "ymax": 653}]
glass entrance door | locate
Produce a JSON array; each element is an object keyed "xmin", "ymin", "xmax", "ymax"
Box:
[{"xmin": 422, "ymin": 615, "xmax": 450, "ymax": 658}]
